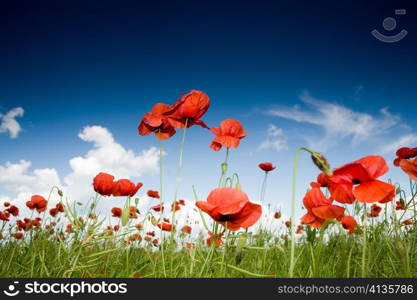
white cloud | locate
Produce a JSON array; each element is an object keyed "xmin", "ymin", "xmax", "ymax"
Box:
[
  {"xmin": 0, "ymin": 125, "xmax": 160, "ymax": 209},
  {"xmin": 268, "ymin": 92, "xmax": 400, "ymax": 148},
  {"xmin": 259, "ymin": 124, "xmax": 288, "ymax": 152},
  {"xmin": 380, "ymin": 134, "xmax": 417, "ymax": 155},
  {"xmin": 0, "ymin": 107, "xmax": 24, "ymax": 138}
]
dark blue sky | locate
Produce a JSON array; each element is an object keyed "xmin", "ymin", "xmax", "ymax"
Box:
[{"xmin": 1, "ymin": 0, "xmax": 417, "ymax": 214}]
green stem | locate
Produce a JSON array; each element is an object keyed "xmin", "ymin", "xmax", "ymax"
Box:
[
  {"xmin": 289, "ymin": 146, "xmax": 311, "ymax": 277},
  {"xmin": 158, "ymin": 135, "xmax": 167, "ymax": 277},
  {"xmin": 260, "ymin": 172, "xmax": 268, "ymax": 203},
  {"xmin": 170, "ymin": 119, "xmax": 189, "ymax": 246},
  {"xmin": 218, "ymin": 148, "xmax": 230, "ymax": 187},
  {"xmin": 361, "ymin": 203, "xmax": 367, "ymax": 277}
]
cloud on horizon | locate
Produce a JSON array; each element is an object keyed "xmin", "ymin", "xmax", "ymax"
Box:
[{"xmin": 0, "ymin": 125, "xmax": 160, "ymax": 207}]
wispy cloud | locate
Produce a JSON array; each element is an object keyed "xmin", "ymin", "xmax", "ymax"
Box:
[
  {"xmin": 380, "ymin": 134, "xmax": 417, "ymax": 155},
  {"xmin": 0, "ymin": 107, "xmax": 24, "ymax": 139},
  {"xmin": 0, "ymin": 125, "xmax": 160, "ymax": 206},
  {"xmin": 259, "ymin": 124, "xmax": 288, "ymax": 152},
  {"xmin": 268, "ymin": 92, "xmax": 401, "ymax": 149}
]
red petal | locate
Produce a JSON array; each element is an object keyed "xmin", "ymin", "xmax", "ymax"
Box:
[
  {"xmin": 400, "ymin": 158, "xmax": 417, "ymax": 182},
  {"xmin": 312, "ymin": 205, "xmax": 345, "ymax": 219},
  {"xmin": 353, "ymin": 180, "xmax": 395, "ymax": 203},
  {"xmin": 227, "ymin": 202, "xmax": 262, "ymax": 230},
  {"xmin": 206, "ymin": 187, "xmax": 249, "ymax": 215},
  {"xmin": 356, "ymin": 155, "xmax": 389, "ymax": 179}
]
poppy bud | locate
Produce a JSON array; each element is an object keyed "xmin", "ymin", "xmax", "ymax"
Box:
[
  {"xmin": 221, "ymin": 162, "xmax": 228, "ymax": 174},
  {"xmin": 311, "ymin": 152, "xmax": 333, "ymax": 176},
  {"xmin": 58, "ymin": 189, "xmax": 64, "ymax": 197}
]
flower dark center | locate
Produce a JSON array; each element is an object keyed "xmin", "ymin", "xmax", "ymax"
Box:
[
  {"xmin": 218, "ymin": 214, "xmax": 236, "ymax": 222},
  {"xmin": 352, "ymin": 179, "xmax": 361, "ymax": 185}
]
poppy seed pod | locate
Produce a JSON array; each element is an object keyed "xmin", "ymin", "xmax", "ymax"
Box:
[{"xmin": 311, "ymin": 152, "xmax": 333, "ymax": 176}]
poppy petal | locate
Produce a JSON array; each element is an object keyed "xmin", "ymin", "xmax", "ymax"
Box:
[
  {"xmin": 227, "ymin": 202, "xmax": 262, "ymax": 230},
  {"xmin": 195, "ymin": 201, "xmax": 216, "ymax": 214},
  {"xmin": 399, "ymin": 158, "xmax": 417, "ymax": 182},
  {"xmin": 356, "ymin": 155, "xmax": 389, "ymax": 179},
  {"xmin": 353, "ymin": 180, "xmax": 395, "ymax": 203},
  {"xmin": 312, "ymin": 205, "xmax": 345, "ymax": 219}
]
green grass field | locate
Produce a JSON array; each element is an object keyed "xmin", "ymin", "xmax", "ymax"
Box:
[{"xmin": 0, "ymin": 204, "xmax": 415, "ymax": 278}]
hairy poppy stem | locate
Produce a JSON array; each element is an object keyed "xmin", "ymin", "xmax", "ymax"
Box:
[
  {"xmin": 170, "ymin": 119, "xmax": 189, "ymax": 248},
  {"xmin": 289, "ymin": 146, "xmax": 312, "ymax": 278},
  {"xmin": 218, "ymin": 147, "xmax": 230, "ymax": 187},
  {"xmin": 260, "ymin": 172, "xmax": 268, "ymax": 203},
  {"xmin": 158, "ymin": 134, "xmax": 167, "ymax": 278},
  {"xmin": 361, "ymin": 203, "xmax": 367, "ymax": 278}
]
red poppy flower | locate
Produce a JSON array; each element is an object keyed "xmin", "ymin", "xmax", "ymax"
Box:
[
  {"xmin": 320, "ymin": 156, "xmax": 395, "ymax": 204},
  {"xmin": 151, "ymin": 204, "xmax": 164, "ymax": 212},
  {"xmin": 66, "ymin": 224, "xmax": 74, "ymax": 233},
  {"xmin": 56, "ymin": 203, "xmax": 65, "ymax": 212},
  {"xmin": 396, "ymin": 147, "xmax": 417, "ymax": 160},
  {"xmin": 209, "ymin": 119, "xmax": 248, "ymax": 151},
  {"xmin": 171, "ymin": 201, "xmax": 181, "ymax": 212},
  {"xmin": 166, "ymin": 90, "xmax": 210, "ymax": 129},
  {"xmin": 258, "ymin": 162, "xmax": 276, "ymax": 172},
  {"xmin": 285, "ymin": 220, "xmax": 291, "ymax": 228},
  {"xmin": 178, "ymin": 200, "xmax": 185, "ymax": 206},
  {"xmin": 300, "ymin": 187, "xmax": 345, "ymax": 228},
  {"xmin": 403, "ymin": 219, "xmax": 414, "ymax": 226},
  {"xmin": 147, "ymin": 190, "xmax": 160, "ymax": 199},
  {"xmin": 196, "ymin": 187, "xmax": 261, "ymax": 231},
  {"xmin": 163, "ymin": 218, "xmax": 170, "ymax": 223},
  {"xmin": 157, "ymin": 223, "xmax": 174, "ymax": 232},
  {"xmin": 93, "ymin": 173, "xmax": 115, "ymax": 196},
  {"xmin": 111, "ymin": 207, "xmax": 122, "ymax": 218},
  {"xmin": 146, "ymin": 231, "xmax": 155, "ymax": 237},
  {"xmin": 136, "ymin": 223, "xmax": 143, "ymax": 230},
  {"xmin": 129, "ymin": 206, "xmax": 139, "ymax": 219},
  {"xmin": 181, "ymin": 225, "xmax": 192, "ymax": 234},
  {"xmin": 186, "ymin": 242, "xmax": 196, "ymax": 249},
  {"xmin": 49, "ymin": 208, "xmax": 58, "ymax": 217},
  {"xmin": 138, "ymin": 103, "xmax": 176, "ymax": 140},
  {"xmin": 17, "ymin": 219, "xmax": 31, "ymax": 231},
  {"xmin": 395, "ymin": 200, "xmax": 407, "ymax": 211},
  {"xmin": 4, "ymin": 202, "xmax": 10, "ymax": 207},
  {"xmin": 12, "ymin": 233, "xmax": 24, "ymax": 239},
  {"xmin": 112, "ymin": 179, "xmax": 143, "ymax": 197},
  {"xmin": 296, "ymin": 225, "xmax": 304, "ymax": 234},
  {"xmin": 396, "ymin": 157, "xmax": 417, "ymax": 182},
  {"xmin": 0, "ymin": 211, "xmax": 10, "ymax": 222},
  {"xmin": 206, "ymin": 231, "xmax": 224, "ymax": 247},
  {"xmin": 152, "ymin": 239, "xmax": 159, "ymax": 246},
  {"xmin": 26, "ymin": 195, "xmax": 48, "ymax": 213},
  {"xmin": 340, "ymin": 216, "xmax": 357, "ymax": 234},
  {"xmin": 367, "ymin": 204, "xmax": 382, "ymax": 217},
  {"xmin": 31, "ymin": 217, "xmax": 42, "ymax": 227},
  {"xmin": 113, "ymin": 225, "xmax": 120, "ymax": 232},
  {"xmin": 6, "ymin": 205, "xmax": 19, "ymax": 217}
]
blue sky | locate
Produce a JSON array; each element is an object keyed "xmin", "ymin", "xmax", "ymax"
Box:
[{"xmin": 1, "ymin": 0, "xmax": 417, "ymax": 219}]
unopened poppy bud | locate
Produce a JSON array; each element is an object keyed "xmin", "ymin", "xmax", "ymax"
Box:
[
  {"xmin": 58, "ymin": 189, "xmax": 64, "ymax": 197},
  {"xmin": 221, "ymin": 162, "xmax": 228, "ymax": 173},
  {"xmin": 311, "ymin": 152, "xmax": 332, "ymax": 176}
]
